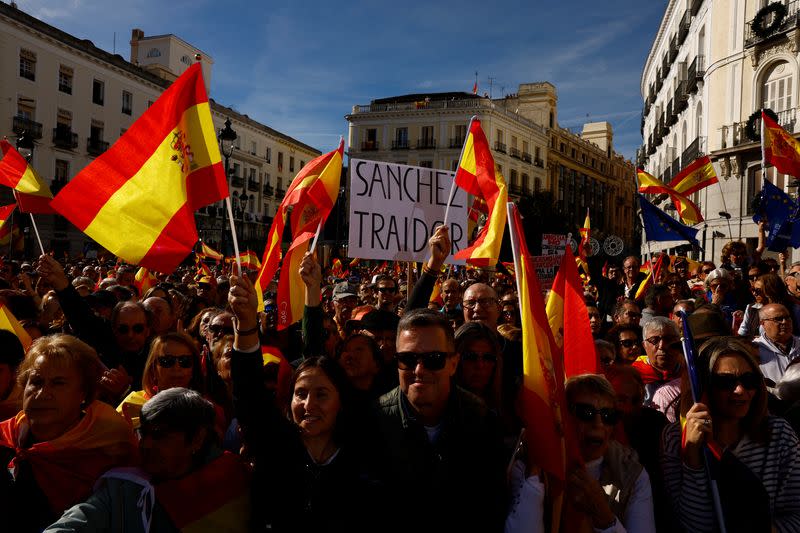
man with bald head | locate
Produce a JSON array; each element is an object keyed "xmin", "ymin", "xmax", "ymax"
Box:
[
  {"xmin": 754, "ymin": 303, "xmax": 800, "ymax": 384},
  {"xmin": 462, "ymin": 283, "xmax": 501, "ymax": 328}
]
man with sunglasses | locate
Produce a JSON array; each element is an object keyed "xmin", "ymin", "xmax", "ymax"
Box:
[
  {"xmin": 783, "ymin": 262, "xmax": 800, "ymax": 298},
  {"xmin": 754, "ymin": 303, "xmax": 800, "ymax": 385},
  {"xmin": 373, "ymin": 275, "xmax": 398, "ymax": 313},
  {"xmin": 373, "ymin": 309, "xmax": 506, "ymax": 532}
]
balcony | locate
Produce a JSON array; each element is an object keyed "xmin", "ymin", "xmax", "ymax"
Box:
[
  {"xmin": 682, "ymin": 136, "xmax": 705, "ymax": 163},
  {"xmin": 669, "ymin": 35, "xmax": 679, "ymax": 63},
  {"xmin": 276, "ymin": 187, "xmax": 285, "ymax": 198},
  {"xmin": 264, "ymin": 184, "xmax": 274, "ymax": 197},
  {"xmin": 655, "ymin": 70, "xmax": 663, "ymax": 93},
  {"xmin": 494, "ymin": 141, "xmax": 507, "ymax": 153},
  {"xmin": 509, "ymin": 184, "xmax": 521, "ymax": 195},
  {"xmin": 534, "ymin": 158, "xmax": 544, "ymax": 168},
  {"xmin": 416, "ymin": 138, "xmax": 436, "ymax": 150},
  {"xmin": 678, "ymin": 11, "xmax": 691, "ymax": 44},
  {"xmin": 231, "ymin": 176, "xmax": 244, "ymax": 188},
  {"xmin": 647, "ymin": 135, "xmax": 656, "ymax": 155},
  {"xmin": 690, "ymin": 0, "xmax": 703, "ymax": 16},
  {"xmin": 248, "ymin": 179, "xmax": 259, "ymax": 192},
  {"xmin": 644, "ymin": 98, "xmax": 651, "ymax": 115},
  {"xmin": 675, "ymin": 80, "xmax": 689, "ymax": 112},
  {"xmin": 666, "ymin": 100, "xmax": 677, "ymax": 126},
  {"xmin": 449, "ymin": 137, "xmax": 463, "ymax": 148},
  {"xmin": 361, "ymin": 141, "xmax": 379, "ymax": 151},
  {"xmin": 52, "ymin": 128, "xmax": 78, "ymax": 150},
  {"xmin": 753, "ymin": 108, "xmax": 798, "ymax": 137},
  {"xmin": 745, "ymin": 1, "xmax": 800, "ymax": 48},
  {"xmin": 661, "ymin": 55, "xmax": 670, "ymax": 77},
  {"xmin": 671, "ymin": 156, "xmax": 681, "ymax": 176},
  {"xmin": 510, "ymin": 147, "xmax": 521, "ymax": 158},
  {"xmin": 12, "ymin": 116, "xmax": 43, "ymax": 139},
  {"xmin": 391, "ymin": 140, "xmax": 409, "ymax": 150},
  {"xmin": 86, "ymin": 137, "xmax": 108, "ymax": 156},
  {"xmin": 687, "ymin": 56, "xmax": 705, "ymax": 93},
  {"xmin": 521, "ymin": 152, "xmax": 532, "ymax": 163}
]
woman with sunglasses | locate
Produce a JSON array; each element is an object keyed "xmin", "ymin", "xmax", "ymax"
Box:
[
  {"xmin": 606, "ymin": 324, "xmax": 643, "ymax": 364},
  {"xmin": 662, "ymin": 337, "xmax": 800, "ymax": 532},
  {"xmin": 507, "ymin": 374, "xmax": 656, "ymax": 533},
  {"xmin": 455, "ymin": 322, "xmax": 503, "ymax": 413}
]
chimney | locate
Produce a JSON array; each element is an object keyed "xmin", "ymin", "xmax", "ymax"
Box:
[{"xmin": 130, "ymin": 28, "xmax": 144, "ymax": 64}]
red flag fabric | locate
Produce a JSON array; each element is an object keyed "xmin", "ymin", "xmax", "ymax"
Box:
[
  {"xmin": 0, "ymin": 141, "xmax": 54, "ymax": 214},
  {"xmin": 762, "ymin": 110, "xmax": 800, "ymax": 177}
]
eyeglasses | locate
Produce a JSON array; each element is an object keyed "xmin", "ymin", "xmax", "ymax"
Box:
[
  {"xmin": 645, "ymin": 335, "xmax": 680, "ymax": 348},
  {"xmin": 763, "ymin": 315, "xmax": 791, "ymax": 324},
  {"xmin": 208, "ymin": 324, "xmax": 234, "ymax": 337},
  {"xmin": 748, "ymin": 274, "xmax": 761, "ymax": 281},
  {"xmin": 571, "ymin": 403, "xmax": 620, "ymax": 426},
  {"xmin": 618, "ymin": 339, "xmax": 640, "ymax": 348},
  {"xmin": 396, "ymin": 351, "xmax": 451, "ymax": 371},
  {"xmin": 117, "ymin": 323, "xmax": 146, "ymax": 335},
  {"xmin": 376, "ymin": 286, "xmax": 396, "ymax": 294},
  {"xmin": 157, "ymin": 355, "xmax": 194, "ymax": 368},
  {"xmin": 710, "ymin": 372, "xmax": 761, "ymax": 392},
  {"xmin": 666, "ymin": 280, "xmax": 681, "ymax": 286},
  {"xmin": 463, "ymin": 297, "xmax": 498, "ymax": 309},
  {"xmin": 702, "ymin": 268, "xmax": 714, "ymax": 274},
  {"xmin": 461, "ymin": 351, "xmax": 498, "ymax": 364}
]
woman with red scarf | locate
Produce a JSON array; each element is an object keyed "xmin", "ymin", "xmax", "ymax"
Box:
[{"xmin": 0, "ymin": 334, "xmax": 137, "ymax": 532}]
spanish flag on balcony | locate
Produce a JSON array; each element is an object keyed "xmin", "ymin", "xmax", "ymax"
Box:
[
  {"xmin": 0, "ymin": 140, "xmax": 54, "ymax": 214},
  {"xmin": 669, "ymin": 155, "xmax": 718, "ymax": 196},
  {"xmin": 453, "ymin": 119, "xmax": 507, "ymax": 266},
  {"xmin": 762, "ymin": 110, "xmax": 800, "ymax": 177},
  {"xmin": 50, "ymin": 63, "xmax": 228, "ymax": 273}
]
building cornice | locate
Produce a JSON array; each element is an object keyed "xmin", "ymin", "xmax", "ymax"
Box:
[{"xmin": 641, "ymin": 0, "xmax": 678, "ymax": 98}]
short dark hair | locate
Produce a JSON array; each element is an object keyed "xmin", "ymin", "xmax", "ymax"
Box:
[
  {"xmin": 613, "ymin": 299, "xmax": 639, "ymax": 318},
  {"xmin": 374, "ymin": 274, "xmax": 397, "ymax": 288},
  {"xmin": 338, "ymin": 333, "xmax": 382, "ymax": 365},
  {"xmin": 454, "ymin": 321, "xmax": 501, "ymax": 355},
  {"xmin": 397, "ymin": 308, "xmax": 455, "ymax": 352},
  {"xmin": 111, "ymin": 300, "xmax": 152, "ymax": 328},
  {"xmin": 140, "ymin": 387, "xmax": 216, "ymax": 447},
  {"xmin": 644, "ymin": 284, "xmax": 670, "ymax": 308},
  {"xmin": 290, "ymin": 356, "xmax": 353, "ymax": 444}
]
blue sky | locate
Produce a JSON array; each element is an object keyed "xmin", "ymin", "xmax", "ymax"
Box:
[{"xmin": 22, "ymin": 0, "xmax": 666, "ymax": 160}]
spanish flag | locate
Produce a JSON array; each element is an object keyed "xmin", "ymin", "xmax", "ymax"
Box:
[
  {"xmin": 669, "ymin": 155, "xmax": 718, "ymax": 196},
  {"xmin": 453, "ymin": 119, "xmax": 507, "ymax": 266},
  {"xmin": 577, "ymin": 209, "xmax": 590, "ymax": 274},
  {"xmin": 199, "ymin": 242, "xmax": 224, "ymax": 262},
  {"xmin": 134, "ymin": 267, "xmax": 158, "ymax": 298},
  {"xmin": 635, "ymin": 254, "xmax": 665, "ymax": 300},
  {"xmin": 762, "ymin": 110, "xmax": 800, "ymax": 177},
  {"xmin": 0, "ymin": 303, "xmax": 31, "ymax": 351},
  {"xmin": 637, "ymin": 168, "xmax": 704, "ymax": 225},
  {"xmin": 229, "ymin": 250, "xmax": 261, "ymax": 271},
  {"xmin": 546, "ymin": 246, "xmax": 598, "ymax": 377},
  {"xmin": 50, "ymin": 63, "xmax": 228, "ymax": 273},
  {"xmin": 0, "ymin": 141, "xmax": 54, "ymax": 214},
  {"xmin": 0, "ymin": 203, "xmax": 16, "ymax": 232},
  {"xmin": 509, "ymin": 204, "xmax": 579, "ymax": 533},
  {"xmin": 256, "ymin": 140, "xmax": 344, "ymax": 327},
  {"xmin": 349, "ymin": 257, "xmax": 361, "ymax": 268}
]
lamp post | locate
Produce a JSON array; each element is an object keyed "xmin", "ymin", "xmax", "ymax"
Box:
[
  {"xmin": 15, "ymin": 133, "xmax": 34, "ymax": 258},
  {"xmin": 239, "ymin": 191, "xmax": 249, "ymax": 249},
  {"xmin": 218, "ymin": 118, "xmax": 237, "ymax": 255}
]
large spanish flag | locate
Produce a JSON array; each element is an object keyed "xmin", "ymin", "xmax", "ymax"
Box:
[
  {"xmin": 50, "ymin": 63, "xmax": 228, "ymax": 273},
  {"xmin": 256, "ymin": 140, "xmax": 344, "ymax": 326},
  {"xmin": 453, "ymin": 119, "xmax": 507, "ymax": 266},
  {"xmin": 509, "ymin": 204, "xmax": 579, "ymax": 533},
  {"xmin": 762, "ymin": 111, "xmax": 800, "ymax": 177},
  {"xmin": 638, "ymin": 168, "xmax": 704, "ymax": 225},
  {"xmin": 0, "ymin": 140, "xmax": 54, "ymax": 214},
  {"xmin": 546, "ymin": 246, "xmax": 598, "ymax": 377},
  {"xmin": 669, "ymin": 155, "xmax": 718, "ymax": 196}
]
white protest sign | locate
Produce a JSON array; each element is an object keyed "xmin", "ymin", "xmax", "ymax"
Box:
[
  {"xmin": 348, "ymin": 159, "xmax": 469, "ymax": 263},
  {"xmin": 541, "ymin": 233, "xmax": 567, "ymax": 256}
]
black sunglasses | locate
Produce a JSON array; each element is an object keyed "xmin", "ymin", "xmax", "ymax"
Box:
[
  {"xmin": 396, "ymin": 351, "xmax": 450, "ymax": 371},
  {"xmin": 710, "ymin": 372, "xmax": 761, "ymax": 392},
  {"xmin": 157, "ymin": 355, "xmax": 194, "ymax": 369},
  {"xmin": 209, "ymin": 324, "xmax": 234, "ymax": 337},
  {"xmin": 376, "ymin": 286, "xmax": 396, "ymax": 294},
  {"xmin": 461, "ymin": 351, "xmax": 497, "ymax": 364},
  {"xmin": 572, "ymin": 403, "xmax": 620, "ymax": 426},
  {"xmin": 618, "ymin": 339, "xmax": 640, "ymax": 348},
  {"xmin": 117, "ymin": 323, "xmax": 146, "ymax": 335}
]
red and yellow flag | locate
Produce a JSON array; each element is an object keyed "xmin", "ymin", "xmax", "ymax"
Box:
[
  {"xmin": 199, "ymin": 242, "xmax": 223, "ymax": 262},
  {"xmin": 0, "ymin": 141, "xmax": 54, "ymax": 214},
  {"xmin": 577, "ymin": 209, "xmax": 590, "ymax": 273},
  {"xmin": 546, "ymin": 246, "xmax": 598, "ymax": 377},
  {"xmin": 0, "ymin": 303, "xmax": 32, "ymax": 351},
  {"xmin": 638, "ymin": 168, "xmax": 704, "ymax": 225},
  {"xmin": 134, "ymin": 267, "xmax": 158, "ymax": 298},
  {"xmin": 762, "ymin": 111, "xmax": 800, "ymax": 177},
  {"xmin": 0, "ymin": 203, "xmax": 17, "ymax": 232},
  {"xmin": 669, "ymin": 155, "xmax": 718, "ymax": 196},
  {"xmin": 635, "ymin": 254, "xmax": 665, "ymax": 300},
  {"xmin": 510, "ymin": 205, "xmax": 579, "ymax": 533},
  {"xmin": 453, "ymin": 119, "xmax": 507, "ymax": 266},
  {"xmin": 256, "ymin": 140, "xmax": 344, "ymax": 327},
  {"xmin": 349, "ymin": 257, "xmax": 361, "ymax": 268},
  {"xmin": 50, "ymin": 63, "xmax": 228, "ymax": 273}
]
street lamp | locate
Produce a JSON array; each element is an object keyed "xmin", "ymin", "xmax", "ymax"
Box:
[
  {"xmin": 16, "ymin": 131, "xmax": 34, "ymax": 162},
  {"xmin": 218, "ymin": 118, "xmax": 237, "ymax": 254},
  {"xmin": 239, "ymin": 191, "xmax": 249, "ymax": 248}
]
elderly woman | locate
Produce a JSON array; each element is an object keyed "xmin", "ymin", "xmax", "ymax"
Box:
[
  {"xmin": 662, "ymin": 337, "xmax": 800, "ymax": 532},
  {"xmin": 507, "ymin": 374, "xmax": 656, "ymax": 533},
  {"xmin": 46, "ymin": 388, "xmax": 251, "ymax": 532},
  {"xmin": 455, "ymin": 321, "xmax": 503, "ymax": 411},
  {"xmin": 0, "ymin": 335, "xmax": 136, "ymax": 533}
]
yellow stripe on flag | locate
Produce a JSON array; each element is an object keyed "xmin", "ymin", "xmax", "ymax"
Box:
[{"xmin": 0, "ymin": 304, "xmax": 32, "ymax": 351}]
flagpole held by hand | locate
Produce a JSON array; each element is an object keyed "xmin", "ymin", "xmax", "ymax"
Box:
[
  {"xmin": 442, "ymin": 115, "xmax": 477, "ymax": 230},
  {"xmin": 224, "ymin": 196, "xmax": 242, "ymax": 277},
  {"xmin": 29, "ymin": 213, "xmax": 45, "ymax": 256},
  {"xmin": 309, "ymin": 220, "xmax": 323, "ymax": 255}
]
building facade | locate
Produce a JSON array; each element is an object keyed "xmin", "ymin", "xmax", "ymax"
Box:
[
  {"xmin": 639, "ymin": 0, "xmax": 800, "ymax": 261},
  {"xmin": 0, "ymin": 2, "xmax": 319, "ymax": 258},
  {"xmin": 347, "ymin": 83, "xmax": 636, "ymax": 242}
]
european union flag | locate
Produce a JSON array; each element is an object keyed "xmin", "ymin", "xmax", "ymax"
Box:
[
  {"xmin": 639, "ymin": 195, "xmax": 700, "ymax": 246},
  {"xmin": 752, "ymin": 180, "xmax": 800, "ymax": 251}
]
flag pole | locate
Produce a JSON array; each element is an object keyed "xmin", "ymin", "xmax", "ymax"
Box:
[
  {"xmin": 224, "ymin": 196, "xmax": 242, "ymax": 276},
  {"xmin": 442, "ymin": 115, "xmax": 477, "ymax": 230},
  {"xmin": 506, "ymin": 202, "xmax": 524, "ymax": 300},
  {"xmin": 309, "ymin": 220, "xmax": 323, "ymax": 254},
  {"xmin": 714, "ymin": 179, "xmax": 734, "ymax": 242},
  {"xmin": 28, "ymin": 213, "xmax": 45, "ymax": 255},
  {"xmin": 636, "ymin": 195, "xmax": 654, "ymax": 272},
  {"xmin": 6, "ymin": 209, "xmax": 13, "ymax": 258}
]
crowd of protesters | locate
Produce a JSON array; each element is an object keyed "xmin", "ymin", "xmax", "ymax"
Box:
[{"xmin": 0, "ymin": 225, "xmax": 797, "ymax": 531}]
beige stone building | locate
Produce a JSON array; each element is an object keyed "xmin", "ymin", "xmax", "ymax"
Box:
[
  {"xmin": 0, "ymin": 2, "xmax": 318, "ymax": 257},
  {"xmin": 347, "ymin": 82, "xmax": 635, "ymax": 241}
]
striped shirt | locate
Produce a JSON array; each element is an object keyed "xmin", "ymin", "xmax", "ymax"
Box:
[{"xmin": 661, "ymin": 417, "xmax": 800, "ymax": 532}]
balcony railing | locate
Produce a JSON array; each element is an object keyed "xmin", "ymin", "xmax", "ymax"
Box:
[
  {"xmin": 666, "ymin": 100, "xmax": 677, "ymax": 126},
  {"xmin": 678, "ymin": 11, "xmax": 691, "ymax": 44},
  {"xmin": 690, "ymin": 0, "xmax": 703, "ymax": 16},
  {"xmin": 655, "ymin": 70, "xmax": 663, "ymax": 93},
  {"xmin": 231, "ymin": 176, "xmax": 244, "ymax": 188},
  {"xmin": 682, "ymin": 136, "xmax": 705, "ymax": 164},
  {"xmin": 86, "ymin": 137, "xmax": 108, "ymax": 156},
  {"xmin": 522, "ymin": 152, "xmax": 532, "ymax": 163},
  {"xmin": 745, "ymin": 1, "xmax": 800, "ymax": 48},
  {"xmin": 264, "ymin": 184, "xmax": 274, "ymax": 197},
  {"xmin": 494, "ymin": 141, "xmax": 507, "ymax": 153},
  {"xmin": 248, "ymin": 179, "xmax": 259, "ymax": 192},
  {"xmin": 687, "ymin": 56, "xmax": 705, "ymax": 93},
  {"xmin": 671, "ymin": 156, "xmax": 681, "ymax": 176},
  {"xmin": 416, "ymin": 138, "xmax": 436, "ymax": 149},
  {"xmin": 391, "ymin": 140, "xmax": 409, "ymax": 150},
  {"xmin": 661, "ymin": 55, "xmax": 670, "ymax": 77},
  {"xmin": 752, "ymin": 108, "xmax": 798, "ymax": 137},
  {"xmin": 510, "ymin": 147, "xmax": 521, "ymax": 158},
  {"xmin": 276, "ymin": 187, "xmax": 285, "ymax": 198},
  {"xmin": 675, "ymin": 80, "xmax": 689, "ymax": 112},
  {"xmin": 534, "ymin": 158, "xmax": 544, "ymax": 168},
  {"xmin": 361, "ymin": 141, "xmax": 379, "ymax": 151},
  {"xmin": 669, "ymin": 35, "xmax": 679, "ymax": 62},
  {"xmin": 12, "ymin": 116, "xmax": 43, "ymax": 139},
  {"xmin": 449, "ymin": 137, "xmax": 463, "ymax": 148},
  {"xmin": 52, "ymin": 128, "xmax": 78, "ymax": 150}
]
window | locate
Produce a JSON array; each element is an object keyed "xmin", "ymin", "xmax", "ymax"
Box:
[
  {"xmin": 522, "ymin": 173, "xmax": 530, "ymax": 191},
  {"xmin": 419, "ymin": 160, "xmax": 433, "ymax": 168},
  {"xmin": 421, "ymin": 126, "xmax": 434, "ymax": 142},
  {"xmin": 266, "ymin": 147, "xmax": 272, "ymax": 163},
  {"xmin": 510, "ymin": 169, "xmax": 518, "ymax": 186},
  {"xmin": 278, "ymin": 152, "xmax": 284, "ymax": 171},
  {"xmin": 571, "ymin": 148, "xmax": 576, "ymax": 158},
  {"xmin": 454, "ymin": 124, "xmax": 467, "ymax": 140},
  {"xmin": 92, "ymin": 79, "xmax": 105, "ymax": 105},
  {"xmin": 762, "ymin": 61, "xmax": 794, "ymax": 113},
  {"xmin": 146, "ymin": 48, "xmax": 161, "ymax": 58},
  {"xmin": 496, "ymin": 129, "xmax": 504, "ymax": 143},
  {"xmin": 249, "ymin": 168, "xmax": 256, "ymax": 180},
  {"xmin": 120, "ymin": 128, "xmax": 127, "ymax": 137},
  {"xmin": 58, "ymin": 65, "xmax": 73, "ymax": 94},
  {"xmin": 395, "ymin": 127, "xmax": 408, "ymax": 147},
  {"xmin": 365, "ymin": 128, "xmax": 378, "ymax": 145},
  {"xmin": 19, "ymin": 49, "xmax": 36, "ymax": 81},
  {"xmin": 290, "ymin": 156, "xmax": 295, "ymax": 172},
  {"xmin": 451, "ymin": 160, "xmax": 459, "ymax": 171},
  {"xmin": 55, "ymin": 159, "xmax": 70, "ymax": 181},
  {"xmin": 121, "ymin": 91, "xmax": 132, "ymax": 115},
  {"xmin": 90, "ymin": 120, "xmax": 104, "ymax": 141},
  {"xmin": 523, "ymin": 140, "xmax": 529, "ymax": 154},
  {"xmin": 560, "ymin": 142, "xmax": 565, "ymax": 153},
  {"xmin": 534, "ymin": 177, "xmax": 542, "ymax": 192},
  {"xmin": 251, "ymin": 141, "xmax": 257, "ymax": 155},
  {"xmin": 535, "ymin": 147, "xmax": 541, "ymax": 161},
  {"xmin": 17, "ymin": 99, "xmax": 34, "ymax": 121},
  {"xmin": 264, "ymin": 173, "xmax": 271, "ymax": 185},
  {"xmin": 56, "ymin": 108, "xmax": 72, "ymax": 130},
  {"xmin": 233, "ymin": 163, "xmax": 241, "ymax": 178},
  {"xmin": 511, "ymin": 135, "xmax": 518, "ymax": 149}
]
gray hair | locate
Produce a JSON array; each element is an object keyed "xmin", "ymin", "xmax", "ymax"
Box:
[
  {"xmin": 777, "ymin": 364, "xmax": 800, "ymax": 403},
  {"xmin": 642, "ymin": 316, "xmax": 679, "ymax": 338},
  {"xmin": 704, "ymin": 268, "xmax": 732, "ymax": 291},
  {"xmin": 140, "ymin": 387, "xmax": 215, "ymax": 443}
]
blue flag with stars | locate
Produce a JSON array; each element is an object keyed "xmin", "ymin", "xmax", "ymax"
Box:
[
  {"xmin": 639, "ymin": 195, "xmax": 700, "ymax": 246},
  {"xmin": 753, "ymin": 180, "xmax": 800, "ymax": 251}
]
